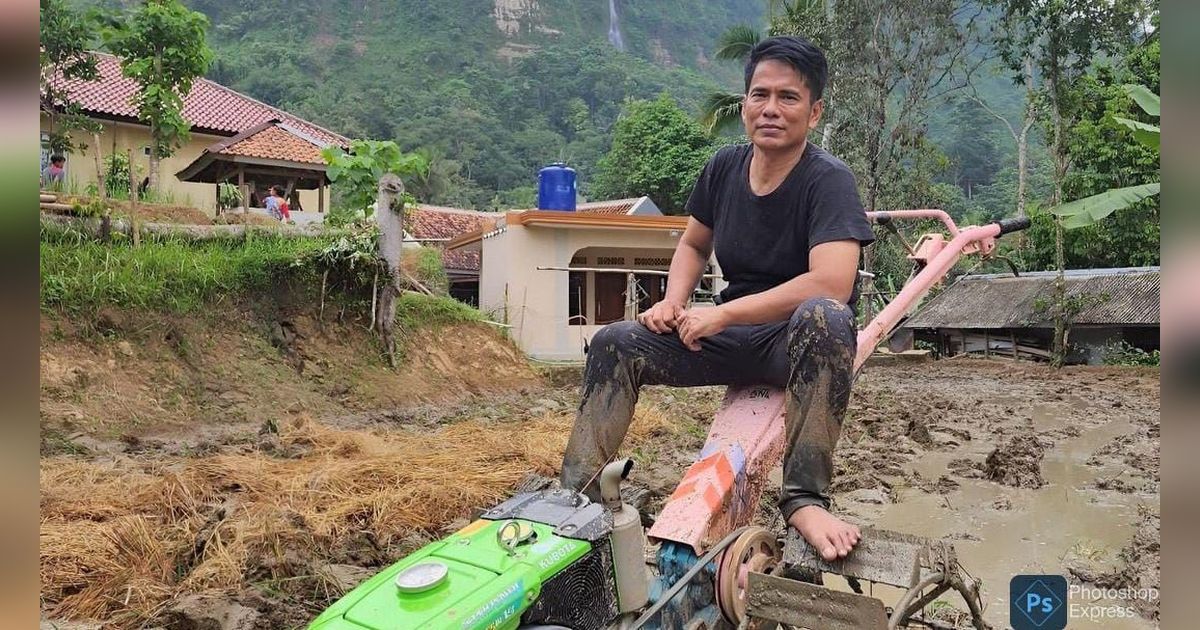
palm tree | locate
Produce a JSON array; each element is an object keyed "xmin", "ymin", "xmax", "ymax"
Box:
[
  {"xmin": 699, "ymin": 25, "xmax": 760, "ymax": 134},
  {"xmin": 699, "ymin": 1, "xmax": 829, "ymax": 135}
]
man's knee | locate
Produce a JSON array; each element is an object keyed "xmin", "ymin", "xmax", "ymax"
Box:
[
  {"xmin": 789, "ymin": 297, "xmax": 855, "ymax": 334},
  {"xmin": 588, "ymin": 321, "xmax": 642, "ymax": 356}
]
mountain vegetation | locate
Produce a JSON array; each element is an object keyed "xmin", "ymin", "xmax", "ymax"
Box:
[
  {"xmin": 66, "ymin": 0, "xmax": 1158, "ymax": 281},
  {"xmin": 183, "ymin": 0, "xmax": 763, "ymax": 209}
]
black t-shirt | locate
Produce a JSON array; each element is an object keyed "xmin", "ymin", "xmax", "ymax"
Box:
[{"xmin": 686, "ymin": 142, "xmax": 875, "ymax": 305}]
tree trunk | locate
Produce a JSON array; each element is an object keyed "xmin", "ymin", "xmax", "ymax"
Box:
[
  {"xmin": 91, "ymin": 130, "xmax": 107, "ymax": 199},
  {"xmin": 1016, "ymin": 56, "xmax": 1035, "ymax": 218},
  {"xmin": 148, "ymin": 129, "xmax": 159, "ymax": 195},
  {"xmin": 1051, "ymin": 218, "xmax": 1066, "ymax": 368},
  {"xmin": 1017, "ymin": 125, "xmax": 1029, "ymax": 218},
  {"xmin": 147, "ymin": 51, "xmax": 163, "ymax": 195},
  {"xmin": 373, "ymin": 173, "xmax": 407, "ymax": 367},
  {"xmin": 128, "ymin": 147, "xmax": 140, "ymax": 248},
  {"xmin": 1048, "ymin": 51, "xmax": 1068, "ymax": 368}
]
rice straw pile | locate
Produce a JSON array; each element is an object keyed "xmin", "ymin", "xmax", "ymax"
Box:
[{"xmin": 40, "ymin": 405, "xmax": 677, "ymax": 627}]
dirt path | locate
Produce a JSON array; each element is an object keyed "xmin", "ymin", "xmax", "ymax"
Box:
[{"xmin": 40, "ymin": 350, "xmax": 1159, "ymax": 629}]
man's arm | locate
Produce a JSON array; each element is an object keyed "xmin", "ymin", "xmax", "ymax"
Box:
[
  {"xmin": 717, "ymin": 239, "xmax": 860, "ymax": 326},
  {"xmin": 640, "ymin": 217, "xmax": 712, "ymax": 333},
  {"xmin": 664, "ymin": 217, "xmax": 713, "ymax": 305}
]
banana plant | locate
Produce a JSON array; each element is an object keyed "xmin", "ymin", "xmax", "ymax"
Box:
[{"xmin": 1052, "ymin": 84, "xmax": 1159, "ymax": 229}]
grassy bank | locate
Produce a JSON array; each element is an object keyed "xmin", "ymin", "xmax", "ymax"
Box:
[
  {"xmin": 39, "ymin": 225, "xmax": 479, "ymax": 328},
  {"xmin": 41, "ymin": 227, "xmax": 326, "ymax": 314}
]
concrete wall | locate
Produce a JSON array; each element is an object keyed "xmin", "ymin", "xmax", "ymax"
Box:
[
  {"xmin": 41, "ymin": 115, "xmax": 323, "ymax": 216},
  {"xmin": 479, "ymin": 222, "xmax": 720, "ymax": 361}
]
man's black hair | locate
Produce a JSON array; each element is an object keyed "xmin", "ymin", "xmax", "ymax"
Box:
[
  {"xmin": 744, "ymin": 36, "xmax": 828, "ymax": 101},
  {"xmin": 50, "ymin": 154, "xmax": 65, "ymax": 164}
]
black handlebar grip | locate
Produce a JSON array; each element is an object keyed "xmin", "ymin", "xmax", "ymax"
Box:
[
  {"xmin": 872, "ymin": 212, "xmax": 892, "ymax": 226},
  {"xmin": 993, "ymin": 216, "xmax": 1031, "ymax": 235}
]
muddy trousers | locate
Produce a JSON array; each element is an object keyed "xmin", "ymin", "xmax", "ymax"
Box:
[{"xmin": 560, "ymin": 297, "xmax": 857, "ymax": 520}]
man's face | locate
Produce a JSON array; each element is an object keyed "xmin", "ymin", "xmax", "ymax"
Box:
[{"xmin": 741, "ymin": 59, "xmax": 823, "ymax": 154}]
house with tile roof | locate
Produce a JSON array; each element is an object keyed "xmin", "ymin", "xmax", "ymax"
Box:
[
  {"xmin": 41, "ymin": 52, "xmax": 348, "ymax": 216},
  {"xmin": 446, "ymin": 207, "xmax": 723, "ymax": 361},
  {"xmin": 407, "ymin": 204, "xmax": 499, "ymax": 305}
]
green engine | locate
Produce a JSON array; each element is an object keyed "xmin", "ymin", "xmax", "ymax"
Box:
[{"xmin": 309, "ymin": 487, "xmax": 630, "ymax": 630}]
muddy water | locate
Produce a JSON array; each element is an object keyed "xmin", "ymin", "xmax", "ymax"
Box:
[{"xmin": 835, "ymin": 401, "xmax": 1156, "ymax": 629}]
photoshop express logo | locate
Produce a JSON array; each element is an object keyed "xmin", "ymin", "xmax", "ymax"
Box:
[{"xmin": 1010, "ymin": 575, "xmax": 1067, "ymax": 630}]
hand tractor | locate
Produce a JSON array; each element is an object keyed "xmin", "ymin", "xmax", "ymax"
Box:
[{"xmin": 308, "ymin": 212, "xmax": 1029, "ymax": 630}]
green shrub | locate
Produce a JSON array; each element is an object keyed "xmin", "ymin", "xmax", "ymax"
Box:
[
  {"xmin": 1101, "ymin": 340, "xmax": 1159, "ymax": 366},
  {"xmin": 411, "ymin": 246, "xmax": 449, "ymax": 295}
]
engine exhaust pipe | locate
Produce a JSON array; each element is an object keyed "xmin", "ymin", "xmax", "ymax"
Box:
[{"xmin": 600, "ymin": 459, "xmax": 649, "ymax": 613}]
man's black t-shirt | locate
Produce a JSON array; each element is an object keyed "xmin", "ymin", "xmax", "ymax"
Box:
[{"xmin": 686, "ymin": 142, "xmax": 875, "ymax": 306}]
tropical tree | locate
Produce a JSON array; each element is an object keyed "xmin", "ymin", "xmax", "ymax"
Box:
[
  {"xmin": 1052, "ymin": 84, "xmax": 1159, "ymax": 229},
  {"xmin": 699, "ymin": 1, "xmax": 831, "ymax": 135},
  {"xmin": 104, "ymin": 0, "xmax": 213, "ymax": 193},
  {"xmin": 592, "ymin": 94, "xmax": 717, "ymax": 215},
  {"xmin": 39, "ymin": 0, "xmax": 100, "ymax": 156},
  {"xmin": 321, "ymin": 139, "xmax": 428, "ymax": 222},
  {"xmin": 992, "ymin": 0, "xmax": 1147, "ymax": 366}
]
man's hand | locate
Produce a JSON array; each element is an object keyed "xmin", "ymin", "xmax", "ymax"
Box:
[
  {"xmin": 678, "ymin": 307, "xmax": 730, "ymax": 351},
  {"xmin": 637, "ymin": 299, "xmax": 685, "ymax": 334}
]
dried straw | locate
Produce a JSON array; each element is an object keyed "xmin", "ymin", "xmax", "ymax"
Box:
[{"xmin": 41, "ymin": 405, "xmax": 680, "ymax": 627}]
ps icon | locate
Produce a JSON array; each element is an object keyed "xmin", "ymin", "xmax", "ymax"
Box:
[{"xmin": 1010, "ymin": 575, "xmax": 1067, "ymax": 630}]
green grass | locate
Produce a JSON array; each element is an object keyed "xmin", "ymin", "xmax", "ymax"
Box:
[
  {"xmin": 40, "ymin": 225, "xmax": 485, "ymax": 331},
  {"xmin": 395, "ymin": 291, "xmax": 481, "ymax": 329},
  {"xmin": 40, "ymin": 225, "xmax": 328, "ymax": 314}
]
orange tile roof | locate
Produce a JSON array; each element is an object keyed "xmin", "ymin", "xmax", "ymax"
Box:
[
  {"xmin": 409, "ymin": 205, "xmax": 497, "ymax": 240},
  {"xmin": 220, "ymin": 124, "xmax": 325, "ymax": 164},
  {"xmin": 441, "ymin": 249, "xmax": 481, "ymax": 272},
  {"xmin": 46, "ymin": 52, "xmax": 347, "ymax": 147}
]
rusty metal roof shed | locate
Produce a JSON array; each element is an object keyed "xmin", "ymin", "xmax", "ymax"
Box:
[{"xmin": 903, "ymin": 267, "xmax": 1160, "ymax": 329}]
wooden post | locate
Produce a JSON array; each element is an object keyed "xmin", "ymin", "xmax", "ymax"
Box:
[
  {"xmin": 285, "ymin": 177, "xmax": 298, "ymax": 213},
  {"xmin": 626, "ymin": 272, "xmax": 637, "ymax": 321},
  {"xmin": 318, "ymin": 181, "xmax": 326, "ymax": 214},
  {"xmin": 984, "ymin": 330, "xmax": 991, "ymax": 357},
  {"xmin": 1011, "ymin": 331, "xmax": 1019, "ymax": 360},
  {"xmin": 238, "ymin": 167, "xmax": 247, "ymax": 214},
  {"xmin": 128, "ymin": 147, "xmax": 139, "ymax": 247}
]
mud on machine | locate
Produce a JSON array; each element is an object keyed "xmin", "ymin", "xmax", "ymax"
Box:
[{"xmin": 308, "ymin": 212, "xmax": 1029, "ymax": 630}]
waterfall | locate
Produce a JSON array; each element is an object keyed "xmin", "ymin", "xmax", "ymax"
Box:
[{"xmin": 607, "ymin": 0, "xmax": 625, "ymax": 51}]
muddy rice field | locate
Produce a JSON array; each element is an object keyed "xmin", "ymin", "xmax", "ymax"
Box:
[{"xmin": 40, "ymin": 351, "xmax": 1159, "ymax": 629}]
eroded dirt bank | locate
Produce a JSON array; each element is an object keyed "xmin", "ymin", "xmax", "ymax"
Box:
[{"xmin": 41, "ymin": 313, "xmax": 1159, "ymax": 630}]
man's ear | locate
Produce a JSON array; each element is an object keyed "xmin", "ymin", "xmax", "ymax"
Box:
[{"xmin": 809, "ymin": 99, "xmax": 824, "ymax": 129}]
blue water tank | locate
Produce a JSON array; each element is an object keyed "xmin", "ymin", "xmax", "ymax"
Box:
[{"xmin": 538, "ymin": 163, "xmax": 577, "ymax": 211}]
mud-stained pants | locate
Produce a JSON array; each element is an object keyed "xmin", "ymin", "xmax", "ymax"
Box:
[{"xmin": 559, "ymin": 297, "xmax": 857, "ymax": 520}]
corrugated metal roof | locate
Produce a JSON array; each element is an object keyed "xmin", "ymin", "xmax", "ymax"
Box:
[{"xmin": 903, "ymin": 267, "xmax": 1159, "ymax": 329}]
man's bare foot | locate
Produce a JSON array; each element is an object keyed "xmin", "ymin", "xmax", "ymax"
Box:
[{"xmin": 788, "ymin": 505, "xmax": 861, "ymax": 561}]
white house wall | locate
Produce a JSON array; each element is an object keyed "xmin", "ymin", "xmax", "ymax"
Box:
[{"xmin": 480, "ymin": 223, "xmax": 721, "ymax": 361}]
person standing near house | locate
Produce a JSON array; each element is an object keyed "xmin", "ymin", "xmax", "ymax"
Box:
[
  {"xmin": 41, "ymin": 155, "xmax": 66, "ymax": 188},
  {"xmin": 265, "ymin": 185, "xmax": 292, "ymax": 223},
  {"xmin": 559, "ymin": 36, "xmax": 875, "ymax": 562}
]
